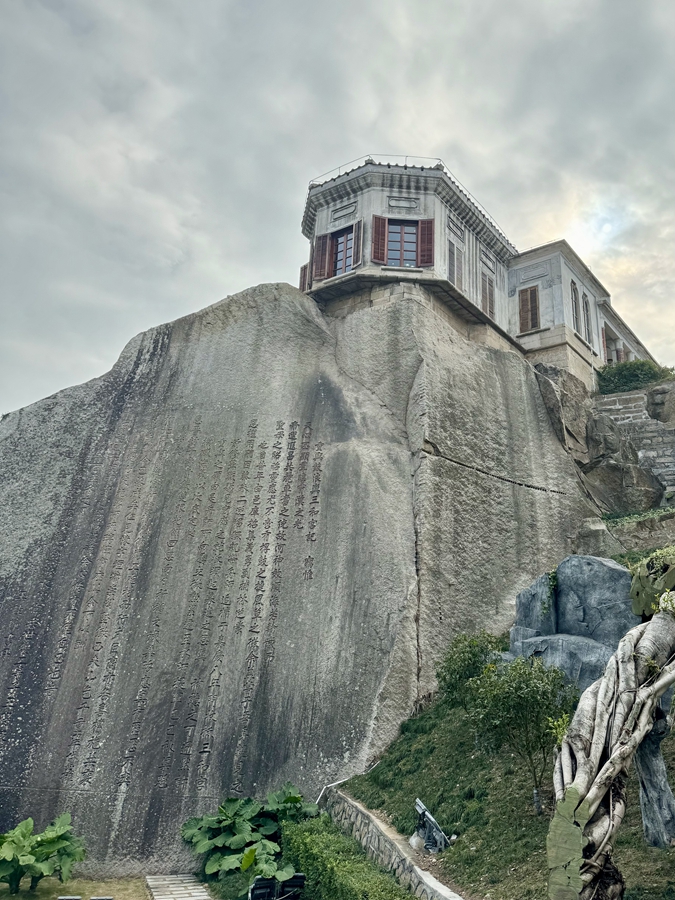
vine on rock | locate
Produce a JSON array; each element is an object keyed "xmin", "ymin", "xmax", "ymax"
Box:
[{"xmin": 547, "ymin": 596, "xmax": 675, "ymax": 900}]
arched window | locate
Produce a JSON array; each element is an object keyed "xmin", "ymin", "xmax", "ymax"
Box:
[
  {"xmin": 582, "ymin": 293, "xmax": 592, "ymax": 344},
  {"xmin": 571, "ymin": 281, "xmax": 581, "ymax": 334}
]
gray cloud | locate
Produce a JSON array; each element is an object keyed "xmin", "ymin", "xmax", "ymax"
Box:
[{"xmin": 2, "ymin": 0, "xmax": 674, "ymax": 413}]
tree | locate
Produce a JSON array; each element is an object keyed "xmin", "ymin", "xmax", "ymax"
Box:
[
  {"xmin": 0, "ymin": 814, "xmax": 85, "ymax": 895},
  {"xmin": 436, "ymin": 630, "xmax": 506, "ymax": 710},
  {"xmin": 468, "ymin": 657, "xmax": 577, "ymax": 808},
  {"xmin": 547, "ymin": 597, "xmax": 675, "ymax": 900}
]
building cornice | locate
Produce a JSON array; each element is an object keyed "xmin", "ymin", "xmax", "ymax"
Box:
[
  {"xmin": 512, "ymin": 240, "xmax": 611, "ymax": 299},
  {"xmin": 301, "ymin": 162, "xmax": 517, "ymax": 260}
]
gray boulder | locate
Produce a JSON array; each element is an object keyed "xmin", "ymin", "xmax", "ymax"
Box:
[
  {"xmin": 518, "ymin": 634, "xmax": 613, "ymax": 693},
  {"xmin": 514, "ymin": 573, "xmax": 556, "ymax": 635},
  {"xmin": 556, "ymin": 555, "xmax": 640, "ymax": 648},
  {"xmin": 647, "ymin": 382, "xmax": 675, "ymax": 425}
]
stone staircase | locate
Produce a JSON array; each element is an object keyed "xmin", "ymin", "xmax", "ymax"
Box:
[
  {"xmin": 593, "ymin": 390, "xmax": 675, "ymax": 493},
  {"xmin": 594, "ymin": 389, "xmax": 651, "ymax": 424}
]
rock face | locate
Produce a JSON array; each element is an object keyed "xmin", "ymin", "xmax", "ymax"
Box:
[
  {"xmin": 510, "ymin": 555, "xmax": 640, "ymax": 691},
  {"xmin": 535, "ymin": 365, "xmax": 664, "ymax": 514},
  {"xmin": 606, "ymin": 509, "xmax": 675, "ymax": 553},
  {"xmin": 647, "ymin": 382, "xmax": 675, "ymax": 425},
  {"xmin": 582, "ymin": 414, "xmax": 663, "ymax": 514},
  {"xmin": 534, "ymin": 364, "xmax": 592, "ymax": 464},
  {"xmin": 0, "ymin": 283, "xmax": 597, "ymax": 872}
]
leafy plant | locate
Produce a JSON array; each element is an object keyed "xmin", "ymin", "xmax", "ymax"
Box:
[
  {"xmin": 548, "ymin": 712, "xmax": 570, "ymax": 748},
  {"xmin": 181, "ymin": 783, "xmax": 317, "ymax": 895},
  {"xmin": 596, "ymin": 359, "xmax": 675, "ymax": 395},
  {"xmin": 436, "ymin": 630, "xmax": 507, "ymax": 710},
  {"xmin": 467, "ymin": 657, "xmax": 577, "ymax": 795},
  {"xmin": 0, "ymin": 814, "xmax": 85, "ymax": 895},
  {"xmin": 629, "ymin": 546, "xmax": 675, "ymax": 616}
]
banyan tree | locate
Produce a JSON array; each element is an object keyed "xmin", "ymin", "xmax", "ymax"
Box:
[{"xmin": 547, "ymin": 579, "xmax": 675, "ymax": 899}]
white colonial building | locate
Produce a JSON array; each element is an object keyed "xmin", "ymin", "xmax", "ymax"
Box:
[{"xmin": 299, "ymin": 156, "xmax": 653, "ymax": 389}]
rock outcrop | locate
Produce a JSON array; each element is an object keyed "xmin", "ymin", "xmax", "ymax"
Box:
[
  {"xmin": 509, "ymin": 555, "xmax": 640, "ymax": 691},
  {"xmin": 535, "ymin": 365, "xmax": 664, "ymax": 514},
  {"xmin": 647, "ymin": 382, "xmax": 675, "ymax": 425},
  {"xmin": 0, "ymin": 283, "xmax": 598, "ymax": 871}
]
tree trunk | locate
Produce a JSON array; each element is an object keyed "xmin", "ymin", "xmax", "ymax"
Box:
[
  {"xmin": 634, "ymin": 706, "xmax": 675, "ymax": 848},
  {"xmin": 547, "ymin": 608, "xmax": 675, "ymax": 899}
]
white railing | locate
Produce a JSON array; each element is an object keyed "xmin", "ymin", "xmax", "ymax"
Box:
[{"xmin": 308, "ymin": 154, "xmax": 514, "ymax": 248}]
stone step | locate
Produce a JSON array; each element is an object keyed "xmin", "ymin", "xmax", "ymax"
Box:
[{"xmin": 146, "ymin": 875, "xmax": 211, "ymax": 900}]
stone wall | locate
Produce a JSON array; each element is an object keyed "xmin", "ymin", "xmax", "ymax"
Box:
[
  {"xmin": 594, "ymin": 389, "xmax": 675, "ymax": 492},
  {"xmin": 325, "ymin": 789, "xmax": 465, "ymax": 900}
]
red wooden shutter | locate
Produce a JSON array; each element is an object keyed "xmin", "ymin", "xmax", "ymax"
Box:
[
  {"xmin": 418, "ymin": 219, "xmax": 434, "ymax": 266},
  {"xmin": 448, "ymin": 243, "xmax": 455, "ymax": 285},
  {"xmin": 488, "ymin": 276, "xmax": 495, "ymax": 320},
  {"xmin": 616, "ymin": 347, "xmax": 624, "ymax": 363},
  {"xmin": 519, "ymin": 288, "xmax": 529, "ymax": 332},
  {"xmin": 313, "ymin": 234, "xmax": 330, "ymax": 280},
  {"xmin": 481, "ymin": 273, "xmax": 489, "ymax": 314},
  {"xmin": 529, "ymin": 286, "xmax": 539, "ymax": 330},
  {"xmin": 456, "ymin": 249, "xmax": 463, "ymax": 291},
  {"xmin": 602, "ymin": 327, "xmax": 607, "ymax": 362},
  {"xmin": 352, "ymin": 220, "xmax": 363, "ymax": 267},
  {"xmin": 371, "ymin": 216, "xmax": 387, "ymax": 264},
  {"xmin": 299, "ymin": 264, "xmax": 308, "ymax": 292}
]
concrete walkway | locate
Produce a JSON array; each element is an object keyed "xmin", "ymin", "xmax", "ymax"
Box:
[{"xmin": 146, "ymin": 875, "xmax": 211, "ymax": 900}]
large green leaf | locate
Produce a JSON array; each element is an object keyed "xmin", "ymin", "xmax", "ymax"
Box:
[
  {"xmin": 218, "ymin": 854, "xmax": 243, "ymax": 873},
  {"xmin": 219, "ymin": 800, "xmax": 242, "ymax": 818},
  {"xmin": 193, "ymin": 837, "xmax": 216, "ymax": 854},
  {"xmin": 228, "ymin": 831, "xmax": 252, "ymax": 850},
  {"xmin": 274, "ymin": 865, "xmax": 295, "ymax": 882},
  {"xmin": 240, "ymin": 846, "xmax": 256, "ymax": 872},
  {"xmin": 204, "ymin": 854, "xmax": 223, "ymax": 875},
  {"xmin": 256, "ymin": 861, "xmax": 277, "ymax": 879},
  {"xmin": 211, "ymin": 831, "xmax": 236, "ymax": 847},
  {"xmin": 238, "ymin": 801, "xmax": 263, "ymax": 821},
  {"xmin": 181, "ymin": 818, "xmax": 204, "ymax": 841},
  {"xmin": 257, "ymin": 840, "xmax": 280, "ymax": 855}
]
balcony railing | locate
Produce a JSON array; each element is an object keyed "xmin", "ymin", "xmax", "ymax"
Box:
[{"xmin": 308, "ymin": 154, "xmax": 513, "ymax": 249}]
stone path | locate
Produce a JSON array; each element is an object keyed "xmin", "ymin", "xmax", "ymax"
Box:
[{"xmin": 145, "ymin": 875, "xmax": 211, "ymax": 900}]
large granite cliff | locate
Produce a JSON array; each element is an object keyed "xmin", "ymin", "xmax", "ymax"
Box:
[{"xmin": 0, "ymin": 283, "xmax": 597, "ymax": 871}]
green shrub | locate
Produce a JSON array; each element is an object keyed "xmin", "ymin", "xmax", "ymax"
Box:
[
  {"xmin": 596, "ymin": 359, "xmax": 674, "ymax": 395},
  {"xmin": 181, "ymin": 783, "xmax": 317, "ymax": 895},
  {"xmin": 467, "ymin": 657, "xmax": 577, "ymax": 792},
  {"xmin": 436, "ymin": 630, "xmax": 507, "ymax": 710},
  {"xmin": 281, "ymin": 816, "xmax": 409, "ymax": 900},
  {"xmin": 0, "ymin": 814, "xmax": 85, "ymax": 895},
  {"xmin": 629, "ymin": 546, "xmax": 675, "ymax": 616}
]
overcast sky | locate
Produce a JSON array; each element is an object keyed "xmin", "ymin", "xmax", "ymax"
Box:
[{"xmin": 1, "ymin": 0, "xmax": 674, "ymax": 414}]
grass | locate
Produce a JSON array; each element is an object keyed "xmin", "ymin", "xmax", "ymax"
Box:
[
  {"xmin": 603, "ymin": 508, "xmax": 675, "ymax": 527},
  {"xmin": 0, "ymin": 879, "xmax": 148, "ymax": 900},
  {"xmin": 344, "ymin": 700, "xmax": 675, "ymax": 900}
]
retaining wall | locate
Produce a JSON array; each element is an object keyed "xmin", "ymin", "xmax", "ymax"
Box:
[
  {"xmin": 324, "ymin": 788, "xmax": 466, "ymax": 900},
  {"xmin": 594, "ymin": 391, "xmax": 675, "ymax": 492}
]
